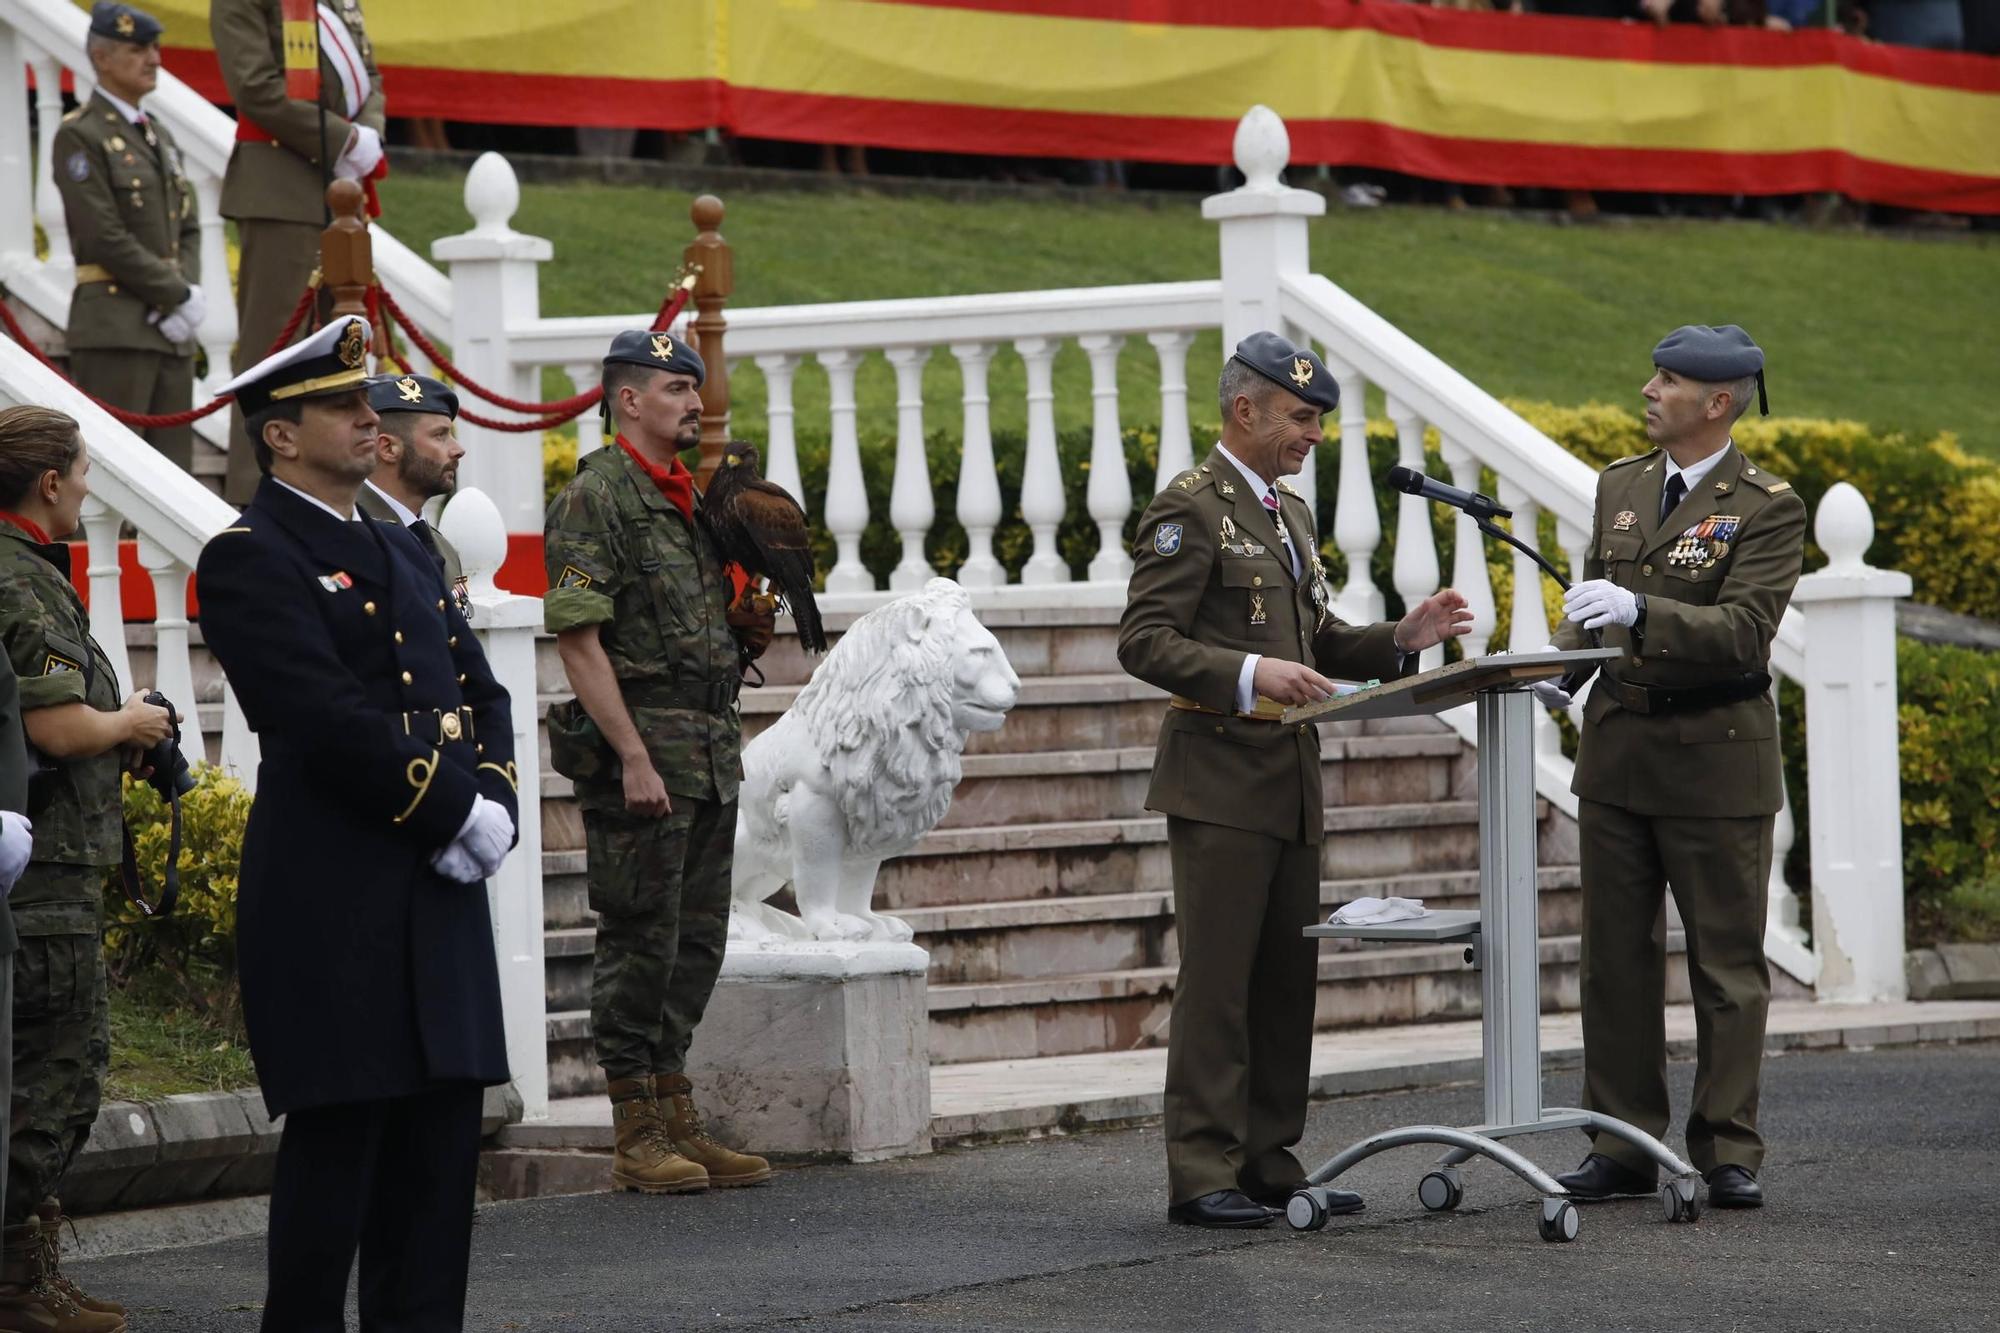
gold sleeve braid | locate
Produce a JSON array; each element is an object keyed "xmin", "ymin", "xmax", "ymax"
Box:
[{"xmin": 392, "ymin": 750, "xmax": 439, "ymax": 825}]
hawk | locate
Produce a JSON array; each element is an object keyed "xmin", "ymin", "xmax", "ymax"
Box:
[{"xmin": 702, "ymin": 443, "xmax": 828, "ymax": 654}]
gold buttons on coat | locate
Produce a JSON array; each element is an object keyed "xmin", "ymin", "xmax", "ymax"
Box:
[
  {"xmin": 364, "ymin": 601, "xmax": 377, "ymax": 615},
  {"xmin": 1727, "ymin": 728, "xmax": 1737, "ymax": 739},
  {"xmin": 1642, "ymin": 564, "xmax": 1653, "ymax": 576},
  {"xmin": 457, "ymin": 673, "xmax": 467, "ymax": 684},
  {"xmin": 437, "ymin": 598, "xmax": 447, "ymax": 611},
  {"xmin": 394, "ymin": 631, "xmax": 404, "ymax": 644},
  {"xmin": 400, "ymin": 671, "xmax": 413, "ymax": 685},
  {"xmin": 1251, "ymin": 575, "xmax": 1264, "ymax": 587},
  {"xmin": 448, "ymin": 636, "xmax": 458, "ymax": 648}
]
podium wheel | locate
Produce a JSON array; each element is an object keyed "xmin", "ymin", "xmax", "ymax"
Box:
[
  {"xmin": 1286, "ymin": 1189, "xmax": 1330, "ymax": 1232},
  {"xmin": 1418, "ymin": 1171, "xmax": 1463, "ymax": 1212},
  {"xmin": 1539, "ymin": 1198, "xmax": 1580, "ymax": 1243},
  {"xmin": 1661, "ymin": 1180, "xmax": 1701, "ymax": 1224}
]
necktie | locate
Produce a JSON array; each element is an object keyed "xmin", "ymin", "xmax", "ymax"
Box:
[
  {"xmin": 1660, "ymin": 472, "xmax": 1687, "ymax": 524},
  {"xmin": 410, "ymin": 519, "xmax": 448, "ymax": 579},
  {"xmin": 1263, "ymin": 486, "xmax": 1299, "ymax": 579}
]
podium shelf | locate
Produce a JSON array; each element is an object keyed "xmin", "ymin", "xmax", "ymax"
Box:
[{"xmin": 1305, "ymin": 909, "xmax": 1481, "ymax": 942}]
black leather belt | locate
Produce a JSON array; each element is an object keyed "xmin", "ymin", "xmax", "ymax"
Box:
[
  {"xmin": 641, "ymin": 678, "xmax": 741, "ymax": 712},
  {"xmin": 1599, "ymin": 672, "xmax": 1771, "ymax": 717},
  {"xmin": 402, "ymin": 706, "xmax": 476, "ymax": 745}
]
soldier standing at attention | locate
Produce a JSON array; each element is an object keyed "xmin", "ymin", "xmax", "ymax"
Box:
[
  {"xmin": 0, "ymin": 406, "xmax": 177, "ymax": 1329},
  {"xmin": 1536, "ymin": 325, "xmax": 1805, "ymax": 1211},
  {"xmin": 543, "ymin": 330, "xmax": 775, "ymax": 1195},
  {"xmin": 1118, "ymin": 333, "xmax": 1472, "ymax": 1230},
  {"xmin": 52, "ymin": 3, "xmax": 203, "ymax": 472},
  {"xmin": 212, "ymin": 0, "xmax": 384, "ymax": 504},
  {"xmin": 359, "ymin": 372, "xmax": 470, "ymax": 612},
  {"xmin": 196, "ymin": 319, "xmax": 519, "ymax": 1328}
]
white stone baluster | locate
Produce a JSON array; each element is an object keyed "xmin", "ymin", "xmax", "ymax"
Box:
[
  {"xmin": 1498, "ymin": 482, "xmax": 1559, "ymax": 757},
  {"xmin": 0, "ymin": 31, "xmax": 36, "ymax": 263},
  {"xmin": 1079, "ymin": 334, "xmax": 1131, "ymax": 583},
  {"xmin": 218, "ymin": 681, "xmax": 260, "ymax": 788},
  {"xmin": 1556, "ymin": 519, "xmax": 1591, "ymax": 729},
  {"xmin": 1329, "ymin": 363, "xmax": 1382, "ymax": 622},
  {"xmin": 566, "ymin": 363, "xmax": 603, "ymax": 457},
  {"xmin": 818, "ymin": 349, "xmax": 872, "ymax": 593},
  {"xmin": 78, "ymin": 496, "xmax": 132, "ymax": 694},
  {"xmin": 1015, "ymin": 336, "xmax": 1067, "ymax": 585},
  {"xmin": 191, "ymin": 172, "xmax": 238, "ymax": 403},
  {"xmin": 1441, "ymin": 436, "xmax": 1497, "ymax": 659},
  {"xmin": 136, "ymin": 537, "xmax": 204, "ymax": 760},
  {"xmin": 29, "ymin": 51, "xmax": 73, "ymax": 279},
  {"xmin": 754, "ymin": 353, "xmax": 802, "ymax": 503},
  {"xmin": 1385, "ymin": 396, "xmax": 1441, "ymax": 671},
  {"xmin": 884, "ymin": 346, "xmax": 935, "ymax": 591},
  {"xmin": 951, "ymin": 342, "xmax": 1004, "ymax": 589},
  {"xmin": 1148, "ymin": 330, "xmax": 1196, "ymax": 492}
]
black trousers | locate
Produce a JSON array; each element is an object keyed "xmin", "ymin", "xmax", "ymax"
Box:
[{"xmin": 261, "ymin": 1083, "xmax": 485, "ymax": 1332}]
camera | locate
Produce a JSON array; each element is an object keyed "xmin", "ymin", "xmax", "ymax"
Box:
[{"xmin": 141, "ymin": 690, "xmax": 195, "ymax": 801}]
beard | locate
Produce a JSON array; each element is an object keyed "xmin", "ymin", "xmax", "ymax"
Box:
[{"xmin": 399, "ymin": 448, "xmax": 458, "ymax": 499}]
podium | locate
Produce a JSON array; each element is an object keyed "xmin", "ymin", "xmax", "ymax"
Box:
[{"xmin": 1281, "ymin": 649, "xmax": 1704, "ymax": 1243}]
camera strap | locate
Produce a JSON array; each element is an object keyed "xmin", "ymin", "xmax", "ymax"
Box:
[{"xmin": 118, "ymin": 796, "xmax": 181, "ymax": 918}]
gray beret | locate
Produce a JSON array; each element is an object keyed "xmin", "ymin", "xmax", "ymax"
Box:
[
  {"xmin": 367, "ymin": 373, "xmax": 458, "ymax": 420},
  {"xmin": 1230, "ymin": 332, "xmax": 1338, "ymax": 413},
  {"xmin": 602, "ymin": 329, "xmax": 705, "ymax": 389},
  {"xmin": 1653, "ymin": 324, "xmax": 1768, "ymax": 415},
  {"xmin": 90, "ymin": 3, "xmax": 163, "ymax": 44}
]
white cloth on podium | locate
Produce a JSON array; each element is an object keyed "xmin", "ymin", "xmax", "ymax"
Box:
[{"xmin": 1329, "ymin": 896, "xmax": 1428, "ymax": 926}]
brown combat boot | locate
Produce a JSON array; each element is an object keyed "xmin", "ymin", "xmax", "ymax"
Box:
[
  {"xmin": 655, "ymin": 1074, "xmax": 773, "ymax": 1187},
  {"xmin": 0, "ymin": 1220, "xmax": 125, "ymax": 1332},
  {"xmin": 608, "ymin": 1076, "xmax": 709, "ymax": 1194},
  {"xmin": 36, "ymin": 1203, "xmax": 122, "ymax": 1320}
]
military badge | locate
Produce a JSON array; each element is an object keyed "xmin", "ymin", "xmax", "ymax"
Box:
[
  {"xmin": 453, "ymin": 577, "xmax": 473, "ymax": 615},
  {"xmin": 336, "ymin": 321, "xmax": 367, "ymax": 368},
  {"xmin": 1220, "ymin": 515, "xmax": 1237, "ymax": 545},
  {"xmin": 1612, "ymin": 510, "xmax": 1638, "ymax": 531},
  {"xmin": 1289, "ymin": 357, "xmax": 1313, "ymax": 389},
  {"xmin": 1218, "ymin": 478, "xmax": 1236, "ymax": 497},
  {"xmin": 41, "ymin": 651, "xmax": 81, "ymax": 676},
  {"xmin": 1175, "ymin": 475, "xmax": 1194, "ymax": 491},
  {"xmin": 1249, "ymin": 591, "xmax": 1267, "ymax": 625},
  {"xmin": 318, "ymin": 571, "xmax": 354, "ymax": 592},
  {"xmin": 555, "ymin": 564, "xmax": 595, "ymax": 589},
  {"xmin": 396, "ymin": 376, "xmax": 425, "ymax": 403},
  {"xmin": 650, "ymin": 333, "xmax": 675, "ymax": 361},
  {"xmin": 115, "ymin": 12, "xmax": 134, "ymax": 35},
  {"xmin": 65, "ymin": 152, "xmax": 89, "ymax": 182},
  {"xmin": 1153, "ymin": 523, "xmax": 1183, "ymax": 557}
]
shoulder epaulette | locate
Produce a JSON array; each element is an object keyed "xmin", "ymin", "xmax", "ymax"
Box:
[
  {"xmin": 1275, "ymin": 477, "xmax": 1305, "ymax": 497},
  {"xmin": 60, "ymin": 108, "xmax": 83, "ymax": 124},
  {"xmin": 1604, "ymin": 451, "xmax": 1655, "ymax": 471},
  {"xmin": 1167, "ymin": 467, "xmax": 1217, "ymax": 495},
  {"xmin": 1738, "ymin": 465, "xmax": 1793, "ymax": 495}
]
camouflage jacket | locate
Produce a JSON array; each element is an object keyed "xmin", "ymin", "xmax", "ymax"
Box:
[
  {"xmin": 0, "ymin": 526, "xmax": 124, "ymax": 915},
  {"xmin": 543, "ymin": 441, "xmax": 741, "ymax": 806}
]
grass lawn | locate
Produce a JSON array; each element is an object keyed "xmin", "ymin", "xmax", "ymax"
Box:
[
  {"xmin": 104, "ymin": 984, "xmax": 255, "ymax": 1104},
  {"xmin": 377, "ymin": 171, "xmax": 2000, "ymax": 454}
]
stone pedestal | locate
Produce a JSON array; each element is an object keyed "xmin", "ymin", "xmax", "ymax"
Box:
[{"xmin": 685, "ymin": 942, "xmax": 931, "ymax": 1163}]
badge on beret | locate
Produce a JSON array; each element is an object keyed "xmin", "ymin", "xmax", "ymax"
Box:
[
  {"xmin": 318, "ymin": 570, "xmax": 353, "ymax": 591},
  {"xmin": 66, "ymin": 152, "xmax": 89, "ymax": 182},
  {"xmin": 650, "ymin": 334, "xmax": 676, "ymax": 361},
  {"xmin": 1289, "ymin": 357, "xmax": 1314, "ymax": 389},
  {"xmin": 1153, "ymin": 523, "xmax": 1183, "ymax": 557},
  {"xmin": 1612, "ymin": 510, "xmax": 1637, "ymax": 531},
  {"xmin": 115, "ymin": 11, "xmax": 134, "ymax": 35},
  {"xmin": 42, "ymin": 651, "xmax": 81, "ymax": 676},
  {"xmin": 337, "ymin": 321, "xmax": 367, "ymax": 369},
  {"xmin": 555, "ymin": 564, "xmax": 594, "ymax": 589},
  {"xmin": 396, "ymin": 376, "xmax": 424, "ymax": 403}
]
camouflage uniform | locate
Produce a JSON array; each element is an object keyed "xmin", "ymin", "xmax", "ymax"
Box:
[
  {"xmin": 0, "ymin": 526, "xmax": 123, "ymax": 1228},
  {"xmin": 543, "ymin": 440, "xmax": 741, "ymax": 1082}
]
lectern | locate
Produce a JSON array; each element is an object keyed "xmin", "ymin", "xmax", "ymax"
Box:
[{"xmin": 1282, "ymin": 649, "xmax": 1704, "ymax": 1243}]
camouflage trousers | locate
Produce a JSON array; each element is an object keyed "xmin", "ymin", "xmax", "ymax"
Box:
[
  {"xmin": 5, "ymin": 864, "xmax": 109, "ymax": 1227},
  {"xmin": 581, "ymin": 794, "xmax": 736, "ymax": 1082}
]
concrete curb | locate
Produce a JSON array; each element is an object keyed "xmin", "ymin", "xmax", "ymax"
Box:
[{"xmin": 1906, "ymin": 943, "xmax": 2000, "ymax": 1000}]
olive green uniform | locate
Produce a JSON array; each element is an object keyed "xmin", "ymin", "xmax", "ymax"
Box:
[
  {"xmin": 1551, "ymin": 443, "xmax": 1806, "ymax": 1176},
  {"xmin": 52, "ymin": 90, "xmax": 201, "ymax": 470},
  {"xmin": 356, "ymin": 484, "xmax": 467, "ymax": 608},
  {"xmin": 0, "ymin": 527, "xmax": 124, "ymax": 1226},
  {"xmin": 1118, "ymin": 448, "xmax": 1410, "ymax": 1205},
  {"xmin": 543, "ymin": 443, "xmax": 742, "ymax": 1084},
  {"xmin": 211, "ymin": 0, "xmax": 383, "ymax": 503}
]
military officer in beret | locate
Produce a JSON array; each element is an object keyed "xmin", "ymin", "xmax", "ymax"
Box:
[
  {"xmin": 53, "ymin": 3, "xmax": 203, "ymax": 472},
  {"xmin": 543, "ymin": 329, "xmax": 774, "ymax": 1196},
  {"xmin": 360, "ymin": 372, "xmax": 469, "ymax": 609},
  {"xmin": 1118, "ymin": 332, "xmax": 1473, "ymax": 1229},
  {"xmin": 1537, "ymin": 325, "xmax": 1805, "ymax": 1211},
  {"xmin": 196, "ymin": 317, "xmax": 519, "ymax": 1327}
]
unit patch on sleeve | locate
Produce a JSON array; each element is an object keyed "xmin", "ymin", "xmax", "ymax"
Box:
[
  {"xmin": 1153, "ymin": 523, "xmax": 1183, "ymax": 557},
  {"xmin": 555, "ymin": 565, "xmax": 594, "ymax": 590}
]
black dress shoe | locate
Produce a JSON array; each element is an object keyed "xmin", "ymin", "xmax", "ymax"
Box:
[
  {"xmin": 1705, "ymin": 1164, "xmax": 1764, "ymax": 1209},
  {"xmin": 1167, "ymin": 1189, "xmax": 1276, "ymax": 1229},
  {"xmin": 1555, "ymin": 1153, "xmax": 1657, "ymax": 1201},
  {"xmin": 1248, "ymin": 1184, "xmax": 1364, "ymax": 1215}
]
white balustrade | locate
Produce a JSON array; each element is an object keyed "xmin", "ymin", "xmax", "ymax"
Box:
[
  {"xmin": 1329, "ymin": 363, "xmax": 1383, "ymax": 622},
  {"xmin": 818, "ymin": 349, "xmax": 872, "ymax": 593},
  {"xmin": 78, "ymin": 496, "xmax": 132, "ymax": 695},
  {"xmin": 30, "ymin": 51, "xmax": 72, "ymax": 280},
  {"xmin": 136, "ymin": 537, "xmax": 203, "ymax": 758},
  {"xmin": 1440, "ymin": 436, "xmax": 1497, "ymax": 660},
  {"xmin": 1015, "ymin": 336, "xmax": 1067, "ymax": 585},
  {"xmin": 0, "ymin": 29, "xmax": 35, "ymax": 262},
  {"xmin": 1386, "ymin": 396, "xmax": 1442, "ymax": 671},
  {"xmin": 1766, "ymin": 684, "xmax": 1805, "ymax": 957},
  {"xmin": 951, "ymin": 342, "xmax": 1004, "ymax": 588},
  {"xmin": 191, "ymin": 174, "xmax": 237, "ymax": 403},
  {"xmin": 565, "ymin": 363, "xmax": 603, "ymax": 457},
  {"xmin": 1498, "ymin": 483, "xmax": 1560, "ymax": 761},
  {"xmin": 884, "ymin": 346, "xmax": 935, "ymax": 591},
  {"xmin": 1149, "ymin": 330, "xmax": 1196, "ymax": 490},
  {"xmin": 1079, "ymin": 334, "xmax": 1132, "ymax": 582},
  {"xmin": 753, "ymin": 353, "xmax": 802, "ymax": 501}
]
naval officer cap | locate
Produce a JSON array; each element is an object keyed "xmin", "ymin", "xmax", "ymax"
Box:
[
  {"xmin": 219, "ymin": 317, "xmax": 373, "ymax": 419},
  {"xmin": 602, "ymin": 329, "xmax": 705, "ymax": 389},
  {"xmin": 366, "ymin": 372, "xmax": 459, "ymax": 420},
  {"xmin": 1653, "ymin": 324, "xmax": 1768, "ymax": 416},
  {"xmin": 90, "ymin": 2, "xmax": 164, "ymax": 44},
  {"xmin": 1230, "ymin": 332, "xmax": 1339, "ymax": 413}
]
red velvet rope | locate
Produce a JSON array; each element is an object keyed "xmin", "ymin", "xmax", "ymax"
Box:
[{"xmin": 0, "ymin": 282, "xmax": 319, "ymax": 429}]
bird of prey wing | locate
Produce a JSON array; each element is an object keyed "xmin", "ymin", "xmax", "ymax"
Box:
[{"xmin": 704, "ymin": 447, "xmax": 829, "ymax": 653}]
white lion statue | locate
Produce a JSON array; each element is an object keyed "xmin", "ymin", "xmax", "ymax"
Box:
[{"xmin": 730, "ymin": 577, "xmax": 1020, "ymax": 943}]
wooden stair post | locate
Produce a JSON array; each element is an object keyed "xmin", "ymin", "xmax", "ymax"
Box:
[
  {"xmin": 321, "ymin": 178, "xmax": 373, "ymax": 323},
  {"xmin": 683, "ymin": 194, "xmax": 732, "ymax": 490}
]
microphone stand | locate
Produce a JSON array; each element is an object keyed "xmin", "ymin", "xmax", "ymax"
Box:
[{"xmin": 1467, "ymin": 513, "xmax": 1604, "ymax": 692}]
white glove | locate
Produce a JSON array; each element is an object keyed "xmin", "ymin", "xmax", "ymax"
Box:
[
  {"xmin": 157, "ymin": 311, "xmax": 195, "ymax": 345},
  {"xmin": 0, "ymin": 812, "xmax": 31, "ymax": 895},
  {"xmin": 335, "ymin": 124, "xmax": 384, "ymax": 180},
  {"xmin": 1562, "ymin": 579, "xmax": 1639, "ymax": 631},
  {"xmin": 431, "ymin": 839, "xmax": 483, "ymax": 885},
  {"xmin": 1530, "ymin": 646, "xmax": 1573, "ymax": 710},
  {"xmin": 461, "ymin": 795, "xmax": 516, "ymax": 878}
]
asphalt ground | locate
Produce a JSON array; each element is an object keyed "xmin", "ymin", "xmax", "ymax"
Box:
[{"xmin": 74, "ymin": 1042, "xmax": 2000, "ymax": 1332}]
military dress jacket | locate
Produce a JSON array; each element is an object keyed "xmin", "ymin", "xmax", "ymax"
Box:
[
  {"xmin": 195, "ymin": 479, "xmax": 518, "ymax": 1116},
  {"xmin": 52, "ymin": 91, "xmax": 200, "ymax": 354},
  {"xmin": 212, "ymin": 0, "xmax": 385, "ymax": 225},
  {"xmin": 1552, "ymin": 444, "xmax": 1806, "ymax": 819},
  {"xmin": 1118, "ymin": 447, "xmax": 1410, "ymax": 845},
  {"xmin": 356, "ymin": 484, "xmax": 467, "ymax": 603},
  {"xmin": 543, "ymin": 442, "xmax": 742, "ymax": 808}
]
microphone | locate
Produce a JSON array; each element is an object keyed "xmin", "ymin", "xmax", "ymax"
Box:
[{"xmin": 1383, "ymin": 466, "xmax": 1510, "ymax": 521}]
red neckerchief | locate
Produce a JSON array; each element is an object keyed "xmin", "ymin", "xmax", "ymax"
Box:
[
  {"xmin": 0, "ymin": 512, "xmax": 51, "ymax": 544},
  {"xmin": 616, "ymin": 434, "xmax": 694, "ymax": 523}
]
